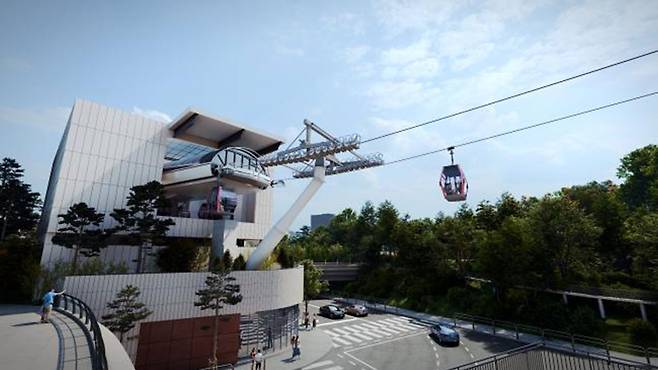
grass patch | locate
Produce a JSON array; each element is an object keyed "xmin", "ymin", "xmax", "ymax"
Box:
[{"xmin": 605, "ymin": 317, "xmax": 633, "ymax": 344}]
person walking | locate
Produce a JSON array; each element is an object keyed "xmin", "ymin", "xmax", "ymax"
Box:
[
  {"xmin": 304, "ymin": 312, "xmax": 310, "ymax": 331},
  {"xmin": 254, "ymin": 349, "xmax": 263, "ymax": 370},
  {"xmin": 312, "ymin": 314, "xmax": 317, "ymax": 330},
  {"xmin": 250, "ymin": 348, "xmax": 256, "ymax": 370},
  {"xmin": 40, "ymin": 288, "xmax": 65, "ymax": 323},
  {"xmin": 290, "ymin": 335, "xmax": 297, "ymax": 359},
  {"xmin": 293, "ymin": 336, "xmax": 301, "ymax": 360}
]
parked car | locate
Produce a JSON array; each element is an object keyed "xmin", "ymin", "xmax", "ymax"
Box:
[
  {"xmin": 344, "ymin": 304, "xmax": 368, "ymax": 317},
  {"xmin": 319, "ymin": 304, "xmax": 345, "ymax": 319},
  {"xmin": 430, "ymin": 324, "xmax": 460, "ymax": 345}
]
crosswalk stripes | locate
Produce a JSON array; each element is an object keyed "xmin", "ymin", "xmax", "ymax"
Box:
[
  {"xmin": 302, "ymin": 360, "xmax": 343, "ymax": 370},
  {"xmin": 323, "ymin": 316, "xmax": 429, "ymax": 348}
]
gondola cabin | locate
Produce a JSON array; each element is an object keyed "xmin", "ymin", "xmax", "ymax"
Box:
[{"xmin": 439, "ymin": 164, "xmax": 468, "ymax": 201}]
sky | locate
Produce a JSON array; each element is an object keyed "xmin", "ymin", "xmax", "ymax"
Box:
[{"xmin": 1, "ymin": 0, "xmax": 657, "ymax": 230}]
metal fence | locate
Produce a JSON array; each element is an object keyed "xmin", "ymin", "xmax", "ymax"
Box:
[
  {"xmin": 448, "ymin": 342, "xmax": 657, "ymax": 370},
  {"xmin": 454, "ymin": 313, "xmax": 658, "ymax": 366},
  {"xmin": 55, "ymin": 293, "xmax": 109, "ymax": 370}
]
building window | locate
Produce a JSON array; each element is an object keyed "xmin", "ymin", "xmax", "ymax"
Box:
[{"xmin": 237, "ymin": 239, "xmax": 260, "ymax": 248}]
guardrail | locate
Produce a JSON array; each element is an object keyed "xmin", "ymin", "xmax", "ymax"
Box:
[
  {"xmin": 453, "ymin": 313, "xmax": 658, "ymax": 365},
  {"xmin": 55, "ymin": 294, "xmax": 108, "ymax": 370},
  {"xmin": 332, "ymin": 293, "xmax": 657, "ymax": 365},
  {"xmin": 448, "ymin": 342, "xmax": 657, "ymax": 370}
]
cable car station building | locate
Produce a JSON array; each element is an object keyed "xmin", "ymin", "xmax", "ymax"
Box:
[{"xmin": 38, "ymin": 99, "xmax": 304, "ymax": 369}]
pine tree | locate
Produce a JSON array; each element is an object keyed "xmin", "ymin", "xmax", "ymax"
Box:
[
  {"xmin": 101, "ymin": 285, "xmax": 152, "ymax": 343},
  {"xmin": 111, "ymin": 181, "xmax": 175, "ymax": 273},
  {"xmin": 194, "ymin": 270, "xmax": 242, "ymax": 369},
  {"xmin": 0, "ymin": 158, "xmax": 40, "ymax": 240},
  {"xmin": 51, "ymin": 202, "xmax": 106, "ymax": 273}
]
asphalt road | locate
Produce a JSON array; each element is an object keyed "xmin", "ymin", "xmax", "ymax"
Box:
[{"xmin": 300, "ymin": 299, "xmax": 521, "ymax": 370}]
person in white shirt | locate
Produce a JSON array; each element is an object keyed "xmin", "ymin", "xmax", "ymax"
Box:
[{"xmin": 254, "ymin": 349, "xmax": 263, "ymax": 370}]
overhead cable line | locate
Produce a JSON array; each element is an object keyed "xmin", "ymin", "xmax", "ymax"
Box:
[
  {"xmin": 361, "ymin": 50, "xmax": 658, "ymax": 144},
  {"xmin": 382, "ymin": 91, "xmax": 658, "ymax": 166},
  {"xmin": 273, "ymin": 90, "xmax": 657, "ymax": 183}
]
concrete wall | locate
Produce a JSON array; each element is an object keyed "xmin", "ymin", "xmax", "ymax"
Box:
[
  {"xmin": 62, "ymin": 267, "xmax": 303, "ymax": 360},
  {"xmin": 40, "ymin": 99, "xmax": 170, "ymax": 268}
]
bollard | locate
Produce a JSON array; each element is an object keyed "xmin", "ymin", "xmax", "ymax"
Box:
[
  {"xmin": 570, "ymin": 334, "xmax": 575, "ymax": 351},
  {"xmin": 515, "ymin": 324, "xmax": 519, "ymax": 340},
  {"xmin": 491, "ymin": 320, "xmax": 496, "ymax": 335}
]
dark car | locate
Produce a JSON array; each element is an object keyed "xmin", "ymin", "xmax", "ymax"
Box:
[
  {"xmin": 430, "ymin": 324, "xmax": 460, "ymax": 345},
  {"xmin": 319, "ymin": 304, "xmax": 345, "ymax": 319},
  {"xmin": 344, "ymin": 304, "xmax": 368, "ymax": 317}
]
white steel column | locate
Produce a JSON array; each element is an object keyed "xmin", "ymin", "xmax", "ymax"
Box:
[
  {"xmin": 246, "ymin": 159, "xmax": 326, "ymax": 270},
  {"xmin": 597, "ymin": 298, "xmax": 606, "ymax": 319}
]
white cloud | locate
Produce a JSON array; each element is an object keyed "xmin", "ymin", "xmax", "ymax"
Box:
[
  {"xmin": 0, "ymin": 106, "xmax": 70, "ymax": 131},
  {"xmin": 381, "ymin": 39, "xmax": 432, "ymax": 65},
  {"xmin": 132, "ymin": 107, "xmax": 172, "ymax": 123},
  {"xmin": 342, "ymin": 46, "xmax": 371, "ymax": 64},
  {"xmin": 366, "ymin": 80, "xmax": 441, "ymax": 110}
]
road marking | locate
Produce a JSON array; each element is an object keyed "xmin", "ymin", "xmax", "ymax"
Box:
[
  {"xmin": 303, "ymin": 360, "xmax": 334, "ymax": 369},
  {"xmin": 344, "ymin": 351, "xmax": 377, "ymax": 370},
  {"xmin": 337, "ymin": 353, "xmax": 344, "ymax": 359},
  {"xmin": 345, "ymin": 331, "xmax": 426, "ymax": 353},
  {"xmin": 317, "ymin": 318, "xmax": 359, "ymax": 327},
  {"xmin": 349, "ymin": 361, "xmax": 357, "ymax": 366},
  {"xmin": 324, "ymin": 367, "xmax": 344, "ymax": 370},
  {"xmin": 464, "ymin": 347, "xmax": 470, "ymax": 352},
  {"xmin": 333, "ymin": 343, "xmax": 340, "ymax": 348},
  {"xmin": 435, "ymin": 353, "xmax": 439, "ymax": 359},
  {"xmin": 349, "ymin": 331, "xmax": 374, "ymax": 342},
  {"xmin": 324, "ymin": 329, "xmax": 339, "ymax": 337},
  {"xmin": 333, "ymin": 337, "xmax": 352, "ymax": 346},
  {"xmin": 358, "ymin": 323, "xmax": 392, "ymax": 336},
  {"xmin": 366, "ymin": 322, "xmax": 403, "ymax": 334},
  {"xmin": 433, "ymin": 346, "xmax": 437, "ymax": 352},
  {"xmin": 460, "ymin": 341, "xmax": 465, "ymax": 345},
  {"xmin": 470, "ymin": 353, "xmax": 475, "ymax": 359},
  {"xmin": 333, "ymin": 327, "xmax": 353, "ymax": 336},
  {"xmin": 350, "ymin": 325, "xmax": 384, "ymax": 338},
  {"xmin": 436, "ymin": 360, "xmax": 440, "ymax": 368}
]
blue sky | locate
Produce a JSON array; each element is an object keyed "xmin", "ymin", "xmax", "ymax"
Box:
[{"xmin": 1, "ymin": 0, "xmax": 657, "ymax": 230}]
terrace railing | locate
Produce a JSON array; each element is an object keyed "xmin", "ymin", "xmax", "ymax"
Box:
[{"xmin": 55, "ymin": 294, "xmax": 109, "ymax": 370}]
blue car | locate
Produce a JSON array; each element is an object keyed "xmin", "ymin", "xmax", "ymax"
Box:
[{"xmin": 430, "ymin": 324, "xmax": 460, "ymax": 345}]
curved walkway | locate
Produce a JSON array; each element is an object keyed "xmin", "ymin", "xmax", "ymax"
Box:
[{"xmin": 0, "ymin": 304, "xmax": 94, "ymax": 370}]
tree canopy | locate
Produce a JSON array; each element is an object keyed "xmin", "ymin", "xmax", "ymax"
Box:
[{"xmin": 0, "ymin": 158, "xmax": 40, "ymax": 240}]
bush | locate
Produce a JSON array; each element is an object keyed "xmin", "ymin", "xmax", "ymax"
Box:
[
  {"xmin": 157, "ymin": 240, "xmax": 206, "ymax": 272},
  {"xmin": 628, "ymin": 319, "xmax": 657, "ymax": 347},
  {"xmin": 0, "ymin": 235, "xmax": 41, "ymax": 303},
  {"xmin": 232, "ymin": 255, "xmax": 246, "ymax": 270},
  {"xmin": 568, "ymin": 306, "xmax": 605, "ymax": 337},
  {"xmin": 446, "ymin": 287, "xmax": 477, "ymax": 312}
]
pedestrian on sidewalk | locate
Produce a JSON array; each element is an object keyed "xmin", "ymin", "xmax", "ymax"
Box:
[
  {"xmin": 250, "ymin": 348, "xmax": 256, "ymax": 370},
  {"xmin": 293, "ymin": 337, "xmax": 301, "ymax": 360},
  {"xmin": 40, "ymin": 288, "xmax": 65, "ymax": 323},
  {"xmin": 254, "ymin": 349, "xmax": 263, "ymax": 370},
  {"xmin": 312, "ymin": 314, "xmax": 317, "ymax": 330},
  {"xmin": 290, "ymin": 335, "xmax": 297, "ymax": 359},
  {"xmin": 304, "ymin": 312, "xmax": 310, "ymax": 330}
]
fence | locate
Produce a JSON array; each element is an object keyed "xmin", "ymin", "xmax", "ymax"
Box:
[
  {"xmin": 448, "ymin": 342, "xmax": 657, "ymax": 370},
  {"xmin": 54, "ymin": 293, "xmax": 109, "ymax": 370},
  {"xmin": 333, "ymin": 294, "xmax": 658, "ymax": 366},
  {"xmin": 454, "ymin": 313, "xmax": 658, "ymax": 366}
]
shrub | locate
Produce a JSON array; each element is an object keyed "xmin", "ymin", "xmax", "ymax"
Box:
[
  {"xmin": 157, "ymin": 240, "xmax": 205, "ymax": 272},
  {"xmin": 568, "ymin": 306, "xmax": 605, "ymax": 337},
  {"xmin": 232, "ymin": 255, "xmax": 246, "ymax": 271},
  {"xmin": 628, "ymin": 319, "xmax": 657, "ymax": 347},
  {"xmin": 446, "ymin": 287, "xmax": 477, "ymax": 312}
]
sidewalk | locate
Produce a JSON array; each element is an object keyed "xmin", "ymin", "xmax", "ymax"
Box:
[
  {"xmin": 0, "ymin": 305, "xmax": 59, "ymax": 370},
  {"xmin": 335, "ymin": 297, "xmax": 657, "ymax": 366},
  {"xmin": 235, "ymin": 325, "xmax": 332, "ymax": 370}
]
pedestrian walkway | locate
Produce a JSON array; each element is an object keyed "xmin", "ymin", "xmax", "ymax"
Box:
[
  {"xmin": 300, "ymin": 359, "xmax": 344, "ymax": 370},
  {"xmin": 0, "ymin": 304, "xmax": 94, "ymax": 370},
  {"xmin": 235, "ymin": 325, "xmax": 333, "ymax": 370},
  {"xmin": 322, "ymin": 316, "xmax": 430, "ymax": 349}
]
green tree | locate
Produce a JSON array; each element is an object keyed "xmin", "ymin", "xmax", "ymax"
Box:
[
  {"xmin": 625, "ymin": 212, "xmax": 658, "ymax": 289},
  {"xmin": 194, "ymin": 270, "xmax": 242, "ymax": 369},
  {"xmin": 232, "ymin": 254, "xmax": 246, "ymax": 271},
  {"xmin": 0, "ymin": 233, "xmax": 41, "ymax": 303},
  {"xmin": 157, "ymin": 239, "xmax": 201, "ymax": 272},
  {"xmin": 476, "ymin": 217, "xmax": 533, "ymax": 300},
  {"xmin": 528, "ymin": 196, "xmax": 601, "ymax": 286},
  {"xmin": 111, "ymin": 181, "xmax": 175, "ymax": 273},
  {"xmin": 617, "ymin": 145, "xmax": 658, "ymax": 211},
  {"xmin": 51, "ymin": 202, "xmax": 106, "ymax": 274},
  {"xmin": 0, "ymin": 158, "xmax": 40, "ymax": 240},
  {"xmin": 301, "ymin": 259, "xmax": 328, "ymax": 313},
  {"xmin": 101, "ymin": 285, "xmax": 152, "ymax": 343},
  {"xmin": 221, "ymin": 250, "xmax": 233, "ymax": 271}
]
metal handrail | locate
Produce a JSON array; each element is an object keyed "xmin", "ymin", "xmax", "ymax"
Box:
[
  {"xmin": 55, "ymin": 294, "xmax": 108, "ymax": 370},
  {"xmin": 453, "ymin": 312, "xmax": 658, "ymax": 364}
]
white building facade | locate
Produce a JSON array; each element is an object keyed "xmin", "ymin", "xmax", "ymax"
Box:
[{"xmin": 39, "ymin": 99, "xmax": 283, "ymax": 271}]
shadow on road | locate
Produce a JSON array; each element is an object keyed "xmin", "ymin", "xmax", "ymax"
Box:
[
  {"xmin": 12, "ymin": 321, "xmax": 43, "ymax": 327},
  {"xmin": 459, "ymin": 329, "xmax": 524, "ymax": 353}
]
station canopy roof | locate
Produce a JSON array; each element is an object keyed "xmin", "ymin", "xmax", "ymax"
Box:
[{"xmin": 168, "ymin": 108, "xmax": 284, "ymax": 158}]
